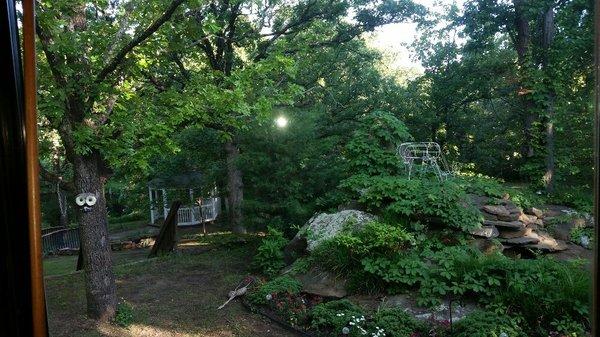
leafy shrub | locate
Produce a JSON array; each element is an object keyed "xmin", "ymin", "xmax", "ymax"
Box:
[
  {"xmin": 311, "ymin": 221, "xmax": 414, "ymax": 278},
  {"xmin": 310, "ymin": 300, "xmax": 426, "ymax": 337},
  {"xmin": 344, "ymin": 175, "xmax": 483, "ymax": 232},
  {"xmin": 108, "ymin": 211, "xmax": 146, "ymax": 224},
  {"xmin": 495, "ymin": 258, "xmax": 591, "ymax": 333},
  {"xmin": 550, "ymin": 317, "xmax": 587, "ymax": 337},
  {"xmin": 114, "ymin": 300, "xmax": 134, "ymax": 327},
  {"xmin": 345, "ymin": 110, "xmax": 413, "ymax": 177},
  {"xmin": 456, "ymin": 175, "xmax": 508, "ymax": 199},
  {"xmin": 372, "ymin": 308, "xmax": 426, "ymax": 337},
  {"xmin": 454, "ymin": 175, "xmax": 544, "ymax": 209},
  {"xmin": 309, "ymin": 299, "xmax": 365, "ymax": 334},
  {"xmin": 452, "ymin": 311, "xmax": 526, "ymax": 337},
  {"xmin": 247, "ymin": 275, "xmax": 302, "ymax": 305},
  {"xmin": 285, "ymin": 257, "xmax": 313, "ymax": 276},
  {"xmin": 252, "ymin": 227, "xmax": 288, "ymax": 276},
  {"xmin": 362, "ymin": 243, "xmax": 592, "ymax": 324},
  {"xmin": 548, "ymin": 187, "xmax": 593, "ymax": 213}
]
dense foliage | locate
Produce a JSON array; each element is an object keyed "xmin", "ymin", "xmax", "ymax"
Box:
[
  {"xmin": 34, "ymin": 0, "xmax": 593, "ymax": 327},
  {"xmin": 451, "ymin": 311, "xmax": 526, "ymax": 337},
  {"xmin": 250, "ymin": 218, "xmax": 591, "ymax": 336}
]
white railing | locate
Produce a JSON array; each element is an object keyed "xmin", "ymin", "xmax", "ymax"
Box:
[{"xmin": 162, "ymin": 197, "xmax": 221, "ymax": 226}]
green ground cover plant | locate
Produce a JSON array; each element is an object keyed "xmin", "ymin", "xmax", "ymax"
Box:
[
  {"xmin": 345, "ymin": 176, "xmax": 483, "ymax": 232},
  {"xmin": 451, "ymin": 310, "xmax": 526, "ymax": 337},
  {"xmin": 251, "ymin": 227, "xmax": 289, "ymax": 276},
  {"xmin": 114, "ymin": 300, "xmax": 134, "ymax": 327},
  {"xmin": 250, "ymin": 216, "xmax": 591, "ymax": 336}
]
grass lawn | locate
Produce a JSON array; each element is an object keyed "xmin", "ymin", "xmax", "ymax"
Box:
[
  {"xmin": 45, "ymin": 233, "xmax": 298, "ymax": 337},
  {"xmin": 108, "ymin": 219, "xmax": 149, "ymax": 233},
  {"xmin": 44, "ymin": 249, "xmax": 151, "ymax": 277}
]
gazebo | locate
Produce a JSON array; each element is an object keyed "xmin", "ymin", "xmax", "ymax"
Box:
[{"xmin": 148, "ymin": 172, "xmax": 221, "ymax": 226}]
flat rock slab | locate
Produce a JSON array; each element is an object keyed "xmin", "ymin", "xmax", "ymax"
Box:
[
  {"xmin": 519, "ymin": 213, "xmax": 542, "ymax": 225},
  {"xmin": 497, "ymin": 212, "xmax": 520, "ymax": 222},
  {"xmin": 500, "ymin": 236, "xmax": 540, "ymax": 245},
  {"xmin": 498, "ymin": 227, "xmax": 532, "ymax": 239},
  {"xmin": 483, "ymin": 220, "xmax": 525, "ymax": 230},
  {"xmin": 381, "ymin": 294, "xmax": 479, "ymax": 323},
  {"xmin": 481, "ymin": 205, "xmax": 510, "ymax": 217},
  {"xmin": 525, "ymin": 207, "xmax": 544, "ymax": 218},
  {"xmin": 525, "ymin": 232, "xmax": 568, "ymax": 252},
  {"xmin": 552, "ymin": 243, "xmax": 593, "ymax": 261},
  {"xmin": 294, "ymin": 267, "xmax": 347, "ymax": 298},
  {"xmin": 470, "ymin": 226, "xmax": 499, "ymax": 238}
]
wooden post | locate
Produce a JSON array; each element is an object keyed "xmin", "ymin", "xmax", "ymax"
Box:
[
  {"xmin": 148, "ymin": 200, "xmax": 181, "ymax": 258},
  {"xmin": 189, "ymin": 188, "xmax": 195, "ymax": 223},
  {"xmin": 23, "ymin": 0, "xmax": 48, "ymax": 333}
]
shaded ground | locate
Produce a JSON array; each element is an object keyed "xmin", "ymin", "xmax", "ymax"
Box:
[
  {"xmin": 45, "ymin": 234, "xmax": 298, "ymax": 337},
  {"xmin": 44, "ymin": 249, "xmax": 151, "ymax": 277}
]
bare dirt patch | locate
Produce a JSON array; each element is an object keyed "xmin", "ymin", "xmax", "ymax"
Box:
[{"xmin": 45, "ymin": 237, "xmax": 298, "ymax": 337}]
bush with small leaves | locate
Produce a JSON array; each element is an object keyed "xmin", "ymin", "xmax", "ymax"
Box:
[
  {"xmin": 372, "ymin": 308, "xmax": 427, "ymax": 337},
  {"xmin": 309, "ymin": 299, "xmax": 365, "ymax": 334},
  {"xmin": 247, "ymin": 275, "xmax": 302, "ymax": 306},
  {"xmin": 452, "ymin": 311, "xmax": 527, "ymax": 337},
  {"xmin": 114, "ymin": 300, "xmax": 134, "ymax": 327}
]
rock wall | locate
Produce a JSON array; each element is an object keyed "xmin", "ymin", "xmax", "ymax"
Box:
[{"xmin": 469, "ymin": 196, "xmax": 593, "ymax": 253}]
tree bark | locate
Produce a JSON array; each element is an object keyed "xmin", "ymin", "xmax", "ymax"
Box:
[
  {"xmin": 56, "ymin": 182, "xmax": 69, "ymax": 227},
  {"xmin": 225, "ymin": 141, "xmax": 245, "ymax": 233},
  {"xmin": 73, "ymin": 151, "xmax": 116, "ymax": 320},
  {"xmin": 541, "ymin": 5, "xmax": 556, "ymax": 193},
  {"xmin": 513, "ymin": 0, "xmax": 535, "ymax": 158},
  {"xmin": 544, "ymin": 95, "xmax": 556, "ymax": 193},
  {"xmin": 148, "ymin": 201, "xmax": 181, "ymax": 258}
]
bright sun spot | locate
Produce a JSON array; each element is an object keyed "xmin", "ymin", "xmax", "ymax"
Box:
[{"xmin": 275, "ymin": 116, "xmax": 288, "ymax": 128}]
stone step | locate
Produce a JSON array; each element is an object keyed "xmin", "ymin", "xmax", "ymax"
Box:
[
  {"xmin": 481, "ymin": 205, "xmax": 510, "ymax": 217},
  {"xmin": 469, "ymin": 226, "xmax": 499, "ymax": 238},
  {"xmin": 483, "ymin": 220, "xmax": 525, "ymax": 230},
  {"xmin": 497, "ymin": 213, "xmax": 520, "ymax": 222},
  {"xmin": 524, "ymin": 232, "xmax": 568, "ymax": 252},
  {"xmin": 499, "ymin": 235, "xmax": 540, "ymax": 245},
  {"xmin": 498, "ymin": 227, "xmax": 532, "ymax": 239}
]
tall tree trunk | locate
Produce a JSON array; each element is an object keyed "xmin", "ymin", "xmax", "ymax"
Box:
[
  {"xmin": 544, "ymin": 94, "xmax": 556, "ymax": 193},
  {"xmin": 73, "ymin": 151, "xmax": 116, "ymax": 320},
  {"xmin": 513, "ymin": 0, "xmax": 535, "ymax": 158},
  {"xmin": 541, "ymin": 5, "xmax": 556, "ymax": 193},
  {"xmin": 225, "ymin": 141, "xmax": 245, "ymax": 233}
]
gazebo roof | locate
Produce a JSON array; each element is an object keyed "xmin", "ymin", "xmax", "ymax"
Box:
[{"xmin": 148, "ymin": 172, "xmax": 203, "ymax": 189}]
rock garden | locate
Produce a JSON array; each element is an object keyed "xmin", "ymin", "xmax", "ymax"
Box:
[{"xmin": 245, "ymin": 179, "xmax": 593, "ymax": 337}]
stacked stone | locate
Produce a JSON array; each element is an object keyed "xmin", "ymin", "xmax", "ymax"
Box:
[{"xmin": 471, "ymin": 199, "xmax": 567, "ymax": 252}]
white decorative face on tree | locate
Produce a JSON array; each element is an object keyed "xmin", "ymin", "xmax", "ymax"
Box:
[{"xmin": 75, "ymin": 193, "xmax": 98, "ymax": 213}]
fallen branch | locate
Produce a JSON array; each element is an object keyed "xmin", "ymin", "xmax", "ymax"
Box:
[{"xmin": 217, "ymin": 277, "xmax": 254, "ymax": 310}]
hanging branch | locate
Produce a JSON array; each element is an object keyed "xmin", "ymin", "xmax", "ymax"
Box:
[{"xmin": 95, "ymin": 0, "xmax": 187, "ymax": 84}]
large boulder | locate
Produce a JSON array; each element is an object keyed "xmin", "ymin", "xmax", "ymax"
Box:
[
  {"xmin": 292, "ymin": 210, "xmax": 377, "ymax": 252},
  {"xmin": 294, "ymin": 267, "xmax": 347, "ymax": 298}
]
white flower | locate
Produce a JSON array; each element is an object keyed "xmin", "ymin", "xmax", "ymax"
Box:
[
  {"xmin": 581, "ymin": 235, "xmax": 590, "ymax": 247},
  {"xmin": 434, "ymin": 304, "xmax": 448, "ymax": 312},
  {"xmin": 265, "ymin": 294, "xmax": 272, "ymax": 301},
  {"xmin": 342, "ymin": 327, "xmax": 350, "ymax": 335}
]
